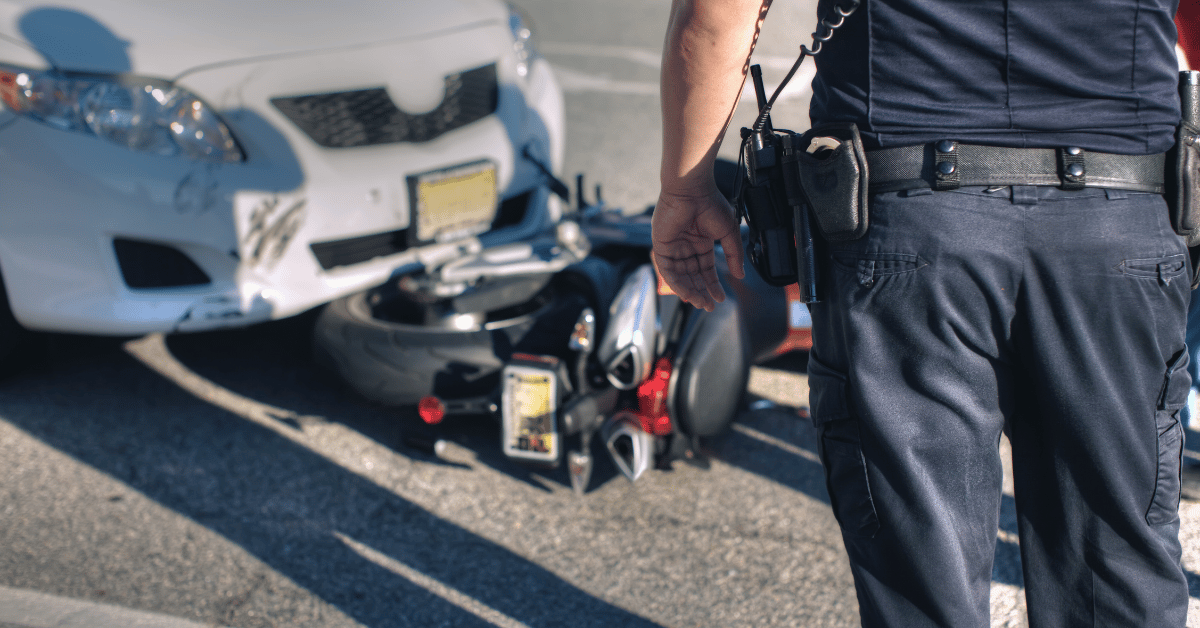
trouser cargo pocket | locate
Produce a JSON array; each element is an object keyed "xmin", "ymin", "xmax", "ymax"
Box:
[
  {"xmin": 809, "ymin": 354, "xmax": 880, "ymax": 538},
  {"xmin": 1148, "ymin": 349, "xmax": 1190, "ymax": 526}
]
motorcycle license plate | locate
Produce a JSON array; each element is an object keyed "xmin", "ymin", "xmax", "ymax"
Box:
[
  {"xmin": 501, "ymin": 362, "xmax": 559, "ymax": 464},
  {"xmin": 409, "ymin": 160, "xmax": 498, "ymax": 243}
]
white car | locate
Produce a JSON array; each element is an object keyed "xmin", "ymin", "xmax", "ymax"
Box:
[{"xmin": 0, "ymin": 1, "xmax": 564, "ymax": 355}]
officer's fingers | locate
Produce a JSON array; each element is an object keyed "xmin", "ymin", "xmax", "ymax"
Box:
[
  {"xmin": 679, "ymin": 270, "xmax": 716, "ymax": 312},
  {"xmin": 698, "ymin": 257, "xmax": 726, "ymax": 307},
  {"xmin": 719, "ymin": 229, "xmax": 745, "ymax": 279},
  {"xmin": 653, "ymin": 252, "xmax": 715, "ymax": 311},
  {"xmin": 674, "ymin": 248, "xmax": 722, "ymax": 309}
]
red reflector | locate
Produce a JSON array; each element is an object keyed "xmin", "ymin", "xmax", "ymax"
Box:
[
  {"xmin": 636, "ymin": 357, "xmax": 674, "ymax": 435},
  {"xmin": 418, "ymin": 396, "xmax": 445, "ymax": 425}
]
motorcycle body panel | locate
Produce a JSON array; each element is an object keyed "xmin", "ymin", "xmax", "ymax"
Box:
[{"xmin": 667, "ymin": 241, "xmax": 789, "ymax": 437}]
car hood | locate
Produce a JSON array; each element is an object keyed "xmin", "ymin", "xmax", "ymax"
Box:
[{"xmin": 0, "ymin": 0, "xmax": 509, "ymax": 77}]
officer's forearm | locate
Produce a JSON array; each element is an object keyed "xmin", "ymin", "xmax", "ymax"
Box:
[{"xmin": 660, "ymin": 0, "xmax": 771, "ymax": 199}]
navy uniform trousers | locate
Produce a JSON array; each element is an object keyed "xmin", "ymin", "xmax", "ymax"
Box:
[{"xmin": 808, "ymin": 184, "xmax": 1191, "ymax": 627}]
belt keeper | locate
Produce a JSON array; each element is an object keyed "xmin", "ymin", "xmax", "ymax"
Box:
[
  {"xmin": 1058, "ymin": 146, "xmax": 1086, "ymax": 190},
  {"xmin": 933, "ymin": 140, "xmax": 960, "ymax": 190}
]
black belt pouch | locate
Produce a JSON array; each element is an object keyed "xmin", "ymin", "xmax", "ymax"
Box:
[
  {"xmin": 1170, "ymin": 71, "xmax": 1200, "ymax": 289},
  {"xmin": 788, "ymin": 123, "xmax": 870, "ymax": 242}
]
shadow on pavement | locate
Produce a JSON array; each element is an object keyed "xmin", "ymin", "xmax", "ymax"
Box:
[
  {"xmin": 164, "ymin": 310, "xmax": 627, "ymax": 497},
  {"xmin": 0, "ymin": 322, "xmax": 661, "ymax": 628}
]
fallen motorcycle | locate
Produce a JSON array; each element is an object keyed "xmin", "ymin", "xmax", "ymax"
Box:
[{"xmin": 313, "ymin": 181, "xmax": 811, "ymax": 493}]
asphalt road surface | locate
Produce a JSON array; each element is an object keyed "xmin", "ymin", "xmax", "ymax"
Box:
[{"xmin": 3, "ymin": 2, "xmax": 1200, "ymax": 627}]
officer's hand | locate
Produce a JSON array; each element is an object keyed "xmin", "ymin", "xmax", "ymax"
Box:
[{"xmin": 651, "ymin": 188, "xmax": 745, "ymax": 312}]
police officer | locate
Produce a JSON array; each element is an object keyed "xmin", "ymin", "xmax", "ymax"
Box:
[{"xmin": 652, "ymin": 0, "xmax": 1191, "ymax": 626}]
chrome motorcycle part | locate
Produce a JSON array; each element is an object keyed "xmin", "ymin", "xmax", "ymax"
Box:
[
  {"xmin": 568, "ymin": 307, "xmax": 596, "ymax": 353},
  {"xmin": 567, "ymin": 442, "xmax": 593, "ymax": 496},
  {"xmin": 597, "ymin": 264, "xmax": 657, "ymax": 390},
  {"xmin": 602, "ymin": 411, "xmax": 655, "ymax": 482}
]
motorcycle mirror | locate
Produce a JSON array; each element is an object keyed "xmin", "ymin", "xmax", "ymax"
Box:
[{"xmin": 568, "ymin": 308, "xmax": 596, "ymax": 353}]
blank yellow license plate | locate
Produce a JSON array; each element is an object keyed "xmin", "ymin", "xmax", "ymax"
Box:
[
  {"xmin": 411, "ymin": 161, "xmax": 498, "ymax": 243},
  {"xmin": 501, "ymin": 364, "xmax": 559, "ymax": 463}
]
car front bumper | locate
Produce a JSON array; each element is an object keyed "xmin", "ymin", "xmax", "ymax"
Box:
[{"xmin": 0, "ymin": 30, "xmax": 565, "ymax": 336}]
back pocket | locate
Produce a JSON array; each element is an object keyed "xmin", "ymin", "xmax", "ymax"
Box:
[
  {"xmin": 830, "ymin": 252, "xmax": 926, "ymax": 287},
  {"xmin": 1119, "ymin": 253, "xmax": 1187, "ymax": 285}
]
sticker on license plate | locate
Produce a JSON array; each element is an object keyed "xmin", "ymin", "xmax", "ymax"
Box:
[
  {"xmin": 409, "ymin": 160, "xmax": 498, "ymax": 243},
  {"xmin": 501, "ymin": 364, "xmax": 559, "ymax": 463}
]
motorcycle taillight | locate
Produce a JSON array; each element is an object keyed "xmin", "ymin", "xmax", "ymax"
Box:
[
  {"xmin": 418, "ymin": 396, "xmax": 446, "ymax": 425},
  {"xmin": 636, "ymin": 357, "xmax": 674, "ymax": 436}
]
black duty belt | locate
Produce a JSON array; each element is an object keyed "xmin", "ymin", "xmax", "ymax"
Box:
[{"xmin": 866, "ymin": 141, "xmax": 1167, "ymax": 194}]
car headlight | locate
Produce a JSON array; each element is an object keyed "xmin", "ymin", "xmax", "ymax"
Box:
[
  {"xmin": 0, "ymin": 66, "xmax": 243, "ymax": 163},
  {"xmin": 507, "ymin": 3, "xmax": 539, "ymax": 78}
]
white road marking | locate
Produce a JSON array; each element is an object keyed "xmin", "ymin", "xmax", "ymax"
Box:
[
  {"xmin": 0, "ymin": 585, "xmax": 226, "ymax": 628},
  {"xmin": 541, "ymin": 42, "xmax": 816, "ymax": 103},
  {"xmin": 539, "ymin": 42, "xmax": 663, "ymax": 69},
  {"xmin": 123, "ymin": 334, "xmax": 536, "ymax": 628},
  {"xmin": 996, "ymin": 528, "xmax": 1020, "ymax": 546},
  {"xmin": 335, "ymin": 532, "xmax": 532, "ymax": 628},
  {"xmin": 729, "ymin": 422, "xmax": 821, "ymax": 464},
  {"xmin": 551, "ymin": 66, "xmax": 659, "ymax": 96}
]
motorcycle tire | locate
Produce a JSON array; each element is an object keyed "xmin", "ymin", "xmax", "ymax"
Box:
[
  {"xmin": 314, "ymin": 270, "xmax": 606, "ymax": 408},
  {"xmin": 314, "ymin": 289, "xmax": 543, "ymax": 407}
]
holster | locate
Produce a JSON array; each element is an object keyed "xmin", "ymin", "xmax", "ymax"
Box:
[
  {"xmin": 788, "ymin": 123, "xmax": 870, "ymax": 242},
  {"xmin": 1169, "ymin": 71, "xmax": 1200, "ymax": 289}
]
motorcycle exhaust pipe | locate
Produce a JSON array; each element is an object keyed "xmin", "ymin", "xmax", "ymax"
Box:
[{"xmin": 601, "ymin": 411, "xmax": 655, "ymax": 482}]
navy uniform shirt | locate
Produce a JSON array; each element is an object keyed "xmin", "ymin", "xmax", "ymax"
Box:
[{"xmin": 810, "ymin": 0, "xmax": 1180, "ymax": 154}]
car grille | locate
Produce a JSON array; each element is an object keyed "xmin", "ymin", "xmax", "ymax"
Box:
[{"xmin": 271, "ymin": 64, "xmax": 499, "ymax": 148}]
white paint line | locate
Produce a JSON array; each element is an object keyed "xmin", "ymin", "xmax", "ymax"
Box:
[
  {"xmin": 539, "ymin": 42, "xmax": 663, "ymax": 69},
  {"xmin": 996, "ymin": 528, "xmax": 1020, "ymax": 546},
  {"xmin": 335, "ymin": 532, "xmax": 532, "ymax": 628},
  {"xmin": 546, "ymin": 49, "xmax": 816, "ymax": 104},
  {"xmin": 743, "ymin": 62, "xmax": 817, "ymax": 104},
  {"xmin": 729, "ymin": 422, "xmax": 821, "ymax": 464},
  {"xmin": 0, "ymin": 585, "xmax": 226, "ymax": 628},
  {"xmin": 539, "ymin": 41, "xmax": 808, "ymax": 73},
  {"xmin": 988, "ymin": 582, "xmax": 1028, "ymax": 628},
  {"xmin": 126, "ymin": 334, "xmax": 530, "ymax": 628},
  {"xmin": 551, "ymin": 66, "xmax": 659, "ymax": 96}
]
